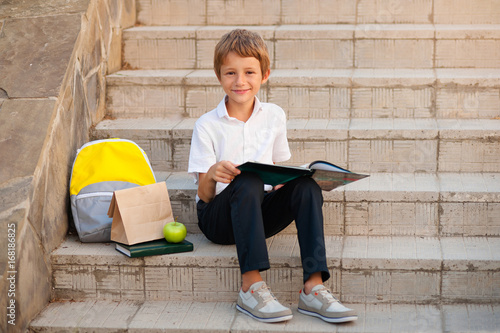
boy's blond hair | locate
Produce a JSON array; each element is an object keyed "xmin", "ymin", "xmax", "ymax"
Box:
[{"xmin": 214, "ymin": 29, "xmax": 270, "ymax": 80}]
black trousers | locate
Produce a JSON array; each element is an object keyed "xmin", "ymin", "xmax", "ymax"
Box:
[{"xmin": 197, "ymin": 172, "xmax": 330, "ymax": 283}]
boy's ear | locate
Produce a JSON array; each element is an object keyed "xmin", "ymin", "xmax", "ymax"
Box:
[
  {"xmin": 261, "ymin": 69, "xmax": 271, "ymax": 84},
  {"xmin": 215, "ymin": 69, "xmax": 221, "ymax": 82}
]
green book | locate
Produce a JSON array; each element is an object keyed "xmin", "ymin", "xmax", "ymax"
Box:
[
  {"xmin": 237, "ymin": 160, "xmax": 369, "ymax": 191},
  {"xmin": 115, "ymin": 238, "xmax": 193, "ymax": 258}
]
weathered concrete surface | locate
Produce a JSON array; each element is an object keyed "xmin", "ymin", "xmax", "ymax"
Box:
[
  {"xmin": 0, "ymin": 100, "xmax": 56, "ymax": 183},
  {"xmin": 0, "ymin": 10, "xmax": 85, "ymax": 98},
  {"xmin": 0, "ymin": 13, "xmax": 80, "ymax": 329},
  {"xmin": 0, "ymin": 0, "xmax": 90, "ymax": 19},
  {"xmin": 0, "ymin": 0, "xmax": 136, "ymax": 332}
]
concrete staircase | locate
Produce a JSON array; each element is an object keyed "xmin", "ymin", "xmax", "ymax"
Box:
[{"xmin": 30, "ymin": 0, "xmax": 500, "ymax": 332}]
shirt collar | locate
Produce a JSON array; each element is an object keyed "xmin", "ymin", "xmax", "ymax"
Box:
[{"xmin": 216, "ymin": 95, "xmax": 263, "ymax": 119}]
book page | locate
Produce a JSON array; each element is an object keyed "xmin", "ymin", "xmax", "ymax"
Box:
[{"xmin": 308, "ymin": 160, "xmax": 350, "ymax": 173}]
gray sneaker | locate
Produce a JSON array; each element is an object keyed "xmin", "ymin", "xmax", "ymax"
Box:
[
  {"xmin": 237, "ymin": 281, "xmax": 293, "ymax": 323},
  {"xmin": 298, "ymin": 285, "xmax": 357, "ymax": 323}
]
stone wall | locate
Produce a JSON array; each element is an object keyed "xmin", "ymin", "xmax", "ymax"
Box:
[{"xmin": 0, "ymin": 0, "xmax": 136, "ymax": 331}]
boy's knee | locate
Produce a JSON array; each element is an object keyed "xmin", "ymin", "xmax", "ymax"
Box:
[
  {"xmin": 293, "ymin": 176, "xmax": 321, "ymax": 192},
  {"xmin": 290, "ymin": 177, "xmax": 322, "ymax": 201},
  {"xmin": 231, "ymin": 172, "xmax": 264, "ymax": 194},
  {"xmin": 234, "ymin": 171, "xmax": 263, "ymax": 183}
]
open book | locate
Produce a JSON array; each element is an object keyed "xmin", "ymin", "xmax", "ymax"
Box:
[{"xmin": 237, "ymin": 160, "xmax": 369, "ymax": 191}]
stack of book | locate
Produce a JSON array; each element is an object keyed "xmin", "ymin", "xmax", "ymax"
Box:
[{"xmin": 115, "ymin": 238, "xmax": 193, "ymax": 258}]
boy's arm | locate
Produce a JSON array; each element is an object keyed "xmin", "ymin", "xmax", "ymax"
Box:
[{"xmin": 197, "ymin": 161, "xmax": 241, "ymax": 203}]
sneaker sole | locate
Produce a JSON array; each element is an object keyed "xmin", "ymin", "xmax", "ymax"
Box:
[
  {"xmin": 236, "ymin": 304, "xmax": 293, "ymax": 323},
  {"xmin": 298, "ymin": 307, "xmax": 358, "ymax": 323}
]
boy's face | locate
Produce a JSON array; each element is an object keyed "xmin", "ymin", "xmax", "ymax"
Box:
[{"xmin": 218, "ymin": 52, "xmax": 270, "ymax": 113}]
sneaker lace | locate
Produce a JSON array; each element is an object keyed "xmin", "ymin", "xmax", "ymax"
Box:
[
  {"xmin": 255, "ymin": 284, "xmax": 277, "ymax": 304},
  {"xmin": 317, "ymin": 287, "xmax": 338, "ymax": 304}
]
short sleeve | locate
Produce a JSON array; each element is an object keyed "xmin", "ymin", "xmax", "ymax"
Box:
[
  {"xmin": 272, "ymin": 108, "xmax": 291, "ymax": 163},
  {"xmin": 188, "ymin": 121, "xmax": 216, "ymax": 184}
]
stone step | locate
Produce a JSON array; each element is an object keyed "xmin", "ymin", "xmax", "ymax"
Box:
[
  {"xmin": 123, "ymin": 24, "xmax": 500, "ymax": 70},
  {"xmin": 156, "ymin": 171, "xmax": 500, "ymax": 237},
  {"xmin": 106, "ymin": 69, "xmax": 500, "ymax": 119},
  {"xmin": 135, "ymin": 0, "xmax": 500, "ymax": 26},
  {"xmin": 29, "ymin": 299, "xmax": 500, "ymax": 332},
  {"xmin": 50, "ymin": 234, "xmax": 500, "ymax": 304},
  {"xmin": 92, "ymin": 117, "xmax": 500, "ymax": 174}
]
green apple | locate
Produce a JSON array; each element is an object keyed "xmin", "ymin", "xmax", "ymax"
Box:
[{"xmin": 163, "ymin": 221, "xmax": 187, "ymax": 243}]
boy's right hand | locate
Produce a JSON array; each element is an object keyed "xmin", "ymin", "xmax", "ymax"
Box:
[
  {"xmin": 209, "ymin": 160, "xmax": 241, "ymax": 184},
  {"xmin": 198, "ymin": 161, "xmax": 241, "ymax": 203}
]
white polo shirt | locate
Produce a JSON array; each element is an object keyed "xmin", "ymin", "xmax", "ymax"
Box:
[{"xmin": 188, "ymin": 96, "xmax": 291, "ymax": 198}]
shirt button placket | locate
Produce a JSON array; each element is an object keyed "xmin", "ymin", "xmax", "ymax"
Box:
[{"xmin": 243, "ymin": 122, "xmax": 249, "ymax": 161}]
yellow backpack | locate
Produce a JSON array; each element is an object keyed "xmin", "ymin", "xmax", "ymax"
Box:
[{"xmin": 70, "ymin": 139, "xmax": 156, "ymax": 242}]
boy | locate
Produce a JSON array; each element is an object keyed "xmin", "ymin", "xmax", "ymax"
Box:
[{"xmin": 188, "ymin": 29, "xmax": 357, "ymax": 324}]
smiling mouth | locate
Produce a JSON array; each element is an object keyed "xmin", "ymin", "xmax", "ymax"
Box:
[{"xmin": 232, "ymin": 89, "xmax": 250, "ymax": 94}]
